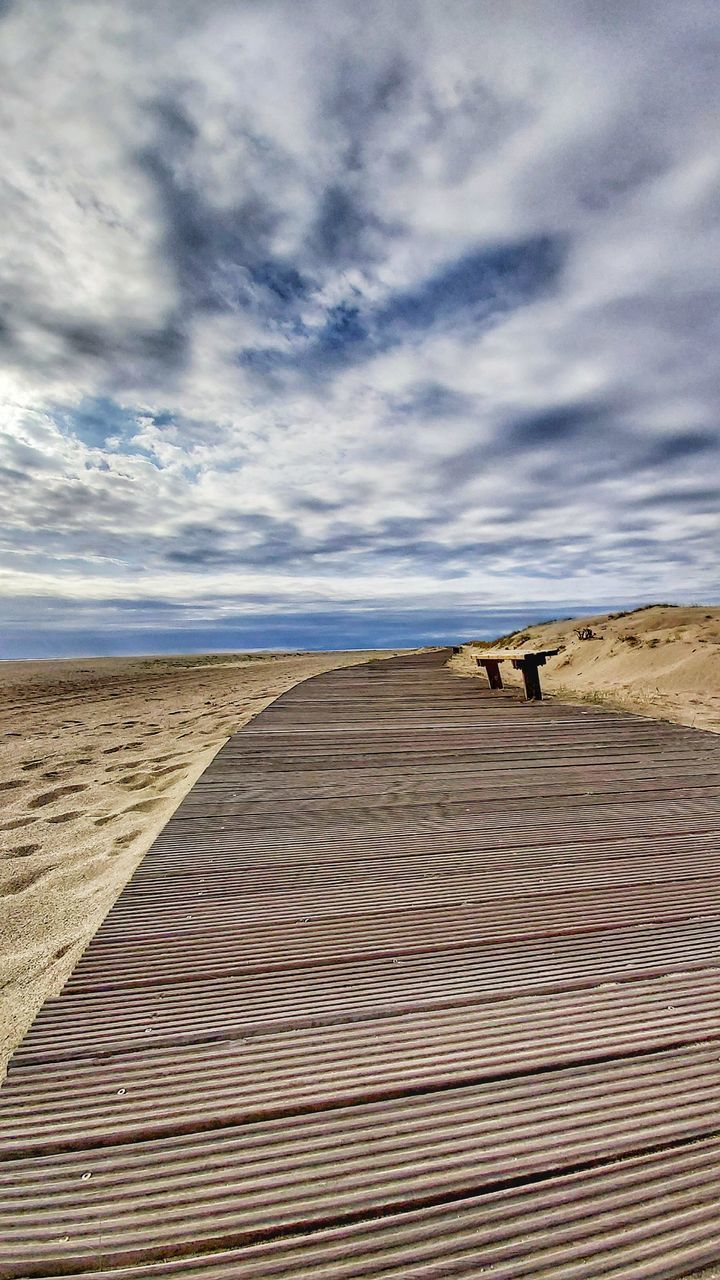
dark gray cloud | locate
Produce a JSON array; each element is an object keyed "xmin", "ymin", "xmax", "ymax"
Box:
[
  {"xmin": 307, "ymin": 184, "xmax": 396, "ymax": 267},
  {"xmin": 0, "ymin": 302, "xmax": 187, "ymax": 383},
  {"xmin": 497, "ymin": 402, "xmax": 719, "ymax": 480},
  {"xmin": 638, "ymin": 431, "xmax": 718, "ymax": 468},
  {"xmin": 636, "ymin": 486, "xmax": 720, "ymax": 511},
  {"xmin": 503, "ymin": 403, "xmax": 609, "ymax": 450},
  {"xmin": 138, "ymin": 113, "xmax": 310, "ymax": 325},
  {"xmin": 390, "ymin": 383, "xmax": 476, "ymax": 420}
]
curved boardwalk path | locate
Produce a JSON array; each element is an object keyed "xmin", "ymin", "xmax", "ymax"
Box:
[{"xmin": 4, "ymin": 650, "xmax": 720, "ymax": 1277}]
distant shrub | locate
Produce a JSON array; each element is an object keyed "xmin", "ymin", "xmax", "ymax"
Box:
[
  {"xmin": 623, "ymin": 634, "xmax": 641, "ymax": 646},
  {"xmin": 482, "ymin": 632, "xmax": 515, "ymax": 647},
  {"xmin": 486, "ymin": 630, "xmax": 531, "ymax": 647},
  {"xmin": 647, "ymin": 637, "xmax": 660, "ymax": 648},
  {"xmin": 607, "ymin": 604, "xmax": 674, "ymax": 620}
]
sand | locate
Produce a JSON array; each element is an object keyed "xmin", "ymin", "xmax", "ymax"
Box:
[
  {"xmin": 452, "ymin": 604, "xmax": 720, "ymax": 734},
  {"xmin": 0, "ymin": 648, "xmax": 394, "ymax": 1079}
]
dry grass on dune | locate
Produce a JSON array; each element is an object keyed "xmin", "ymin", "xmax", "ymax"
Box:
[
  {"xmin": 452, "ymin": 604, "xmax": 720, "ymax": 734},
  {"xmin": 0, "ymin": 648, "xmax": 391, "ymax": 1079}
]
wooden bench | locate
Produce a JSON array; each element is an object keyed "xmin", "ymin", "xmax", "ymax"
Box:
[{"xmin": 473, "ymin": 648, "xmax": 560, "ymax": 701}]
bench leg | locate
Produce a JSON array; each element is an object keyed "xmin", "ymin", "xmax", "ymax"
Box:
[
  {"xmin": 520, "ymin": 658, "xmax": 542, "ymax": 701},
  {"xmin": 479, "ymin": 659, "xmax": 503, "ymax": 690}
]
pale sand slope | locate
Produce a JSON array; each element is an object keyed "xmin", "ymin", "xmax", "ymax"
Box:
[
  {"xmin": 0, "ymin": 649, "xmax": 394, "ymax": 1078},
  {"xmin": 452, "ymin": 604, "xmax": 720, "ymax": 734}
]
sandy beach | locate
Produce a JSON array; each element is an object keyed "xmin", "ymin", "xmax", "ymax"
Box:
[
  {"xmin": 5, "ymin": 611, "xmax": 718, "ymax": 1082},
  {"xmin": 453, "ymin": 605, "xmax": 720, "ymax": 735},
  {"xmin": 0, "ymin": 649, "xmax": 393, "ymax": 1078}
]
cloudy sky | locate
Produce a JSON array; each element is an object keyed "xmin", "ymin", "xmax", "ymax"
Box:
[{"xmin": 1, "ymin": 0, "xmax": 719, "ymax": 656}]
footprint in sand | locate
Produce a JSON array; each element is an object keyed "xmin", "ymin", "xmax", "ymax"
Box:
[
  {"xmin": 119, "ymin": 762, "xmax": 177, "ymax": 785},
  {"xmin": 5, "ymin": 843, "xmax": 41, "ymax": 859},
  {"xmin": 6, "ymin": 865, "xmax": 49, "ymax": 893},
  {"xmin": 105, "ymin": 755, "xmax": 139, "ymax": 771},
  {"xmin": 149, "ymin": 765, "xmax": 185, "ymax": 781},
  {"xmin": 20, "ymin": 761, "xmax": 44, "ymax": 772},
  {"xmin": 113, "ymin": 828, "xmax": 143, "ymax": 849},
  {"xmin": 94, "ymin": 814, "xmax": 115, "ymax": 827},
  {"xmin": 45, "ymin": 812, "xmax": 77, "ymax": 824},
  {"xmin": 28, "ymin": 784, "xmax": 88, "ymax": 810},
  {"xmin": 0, "ymin": 779, "xmax": 25, "ymax": 792},
  {"xmin": 126, "ymin": 798, "xmax": 163, "ymax": 814}
]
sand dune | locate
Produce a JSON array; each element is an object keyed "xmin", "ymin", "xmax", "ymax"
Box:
[
  {"xmin": 453, "ymin": 604, "xmax": 720, "ymax": 734},
  {"xmin": 0, "ymin": 649, "xmax": 392, "ymax": 1078}
]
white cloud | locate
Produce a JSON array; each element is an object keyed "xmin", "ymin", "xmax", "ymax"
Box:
[{"xmin": 0, "ymin": 0, "xmax": 718, "ymax": 652}]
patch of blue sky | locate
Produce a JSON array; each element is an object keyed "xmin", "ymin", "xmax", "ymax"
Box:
[
  {"xmin": 238, "ymin": 234, "xmax": 566, "ymax": 380},
  {"xmin": 53, "ymin": 396, "xmax": 150, "ymax": 454},
  {"xmin": 51, "ymin": 399, "xmax": 209, "ymax": 468}
]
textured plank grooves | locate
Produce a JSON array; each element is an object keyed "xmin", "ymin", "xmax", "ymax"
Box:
[
  {"xmin": 39, "ymin": 1139, "xmax": 720, "ymax": 1280},
  {"xmin": 147, "ymin": 796, "xmax": 720, "ymax": 860},
  {"xmin": 6, "ymin": 974, "xmax": 720, "ymax": 1158},
  {"xmin": 102, "ymin": 842, "xmax": 720, "ymax": 930},
  {"xmin": 15, "ymin": 918, "xmax": 720, "ymax": 1064},
  {"xmin": 120, "ymin": 830, "xmax": 720, "ymax": 902},
  {"xmin": 3, "ymin": 648, "xmax": 720, "ymax": 1279},
  {"xmin": 5, "ymin": 1048, "xmax": 720, "ymax": 1272},
  {"xmin": 61, "ymin": 877, "xmax": 720, "ymax": 993}
]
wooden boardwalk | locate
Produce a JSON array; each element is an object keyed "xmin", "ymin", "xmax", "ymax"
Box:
[{"xmin": 4, "ymin": 649, "xmax": 720, "ymax": 1277}]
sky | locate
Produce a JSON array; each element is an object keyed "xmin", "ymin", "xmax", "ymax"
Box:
[{"xmin": 1, "ymin": 0, "xmax": 719, "ymax": 657}]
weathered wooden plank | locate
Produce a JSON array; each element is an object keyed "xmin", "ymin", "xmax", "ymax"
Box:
[{"xmin": 2, "ymin": 647, "xmax": 720, "ymax": 1279}]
